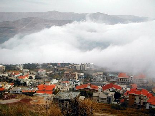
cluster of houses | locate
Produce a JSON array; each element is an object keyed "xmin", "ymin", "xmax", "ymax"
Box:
[{"xmin": 0, "ymin": 64, "xmax": 155, "ymax": 110}]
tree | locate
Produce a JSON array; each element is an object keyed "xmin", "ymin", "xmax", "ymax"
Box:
[
  {"xmin": 65, "ymin": 98, "xmax": 97, "ymax": 116},
  {"xmin": 53, "ymin": 88, "xmax": 60, "ymax": 95},
  {"xmin": 114, "ymin": 91, "xmax": 121, "ymax": 101},
  {"xmin": 80, "ymin": 90, "xmax": 93, "ymax": 98}
]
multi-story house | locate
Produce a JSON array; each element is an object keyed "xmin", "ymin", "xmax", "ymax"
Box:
[
  {"xmin": 118, "ymin": 73, "xmax": 129, "ymax": 85},
  {"xmin": 125, "ymin": 88, "xmax": 153, "ymax": 107},
  {"xmin": 133, "ymin": 74, "xmax": 147, "ymax": 86}
]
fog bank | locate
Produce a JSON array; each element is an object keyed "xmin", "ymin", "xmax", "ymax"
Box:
[{"xmin": 0, "ymin": 20, "xmax": 155, "ymax": 75}]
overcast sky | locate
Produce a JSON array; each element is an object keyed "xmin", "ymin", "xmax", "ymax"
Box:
[
  {"xmin": 0, "ymin": 0, "xmax": 155, "ymax": 75},
  {"xmin": 0, "ymin": 0, "xmax": 155, "ymax": 18}
]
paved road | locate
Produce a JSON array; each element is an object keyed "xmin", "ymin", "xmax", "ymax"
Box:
[{"xmin": 0, "ymin": 99, "xmax": 20, "ymax": 104}]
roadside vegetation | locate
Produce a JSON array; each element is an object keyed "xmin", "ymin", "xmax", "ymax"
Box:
[{"xmin": 0, "ymin": 96, "xmax": 155, "ymax": 116}]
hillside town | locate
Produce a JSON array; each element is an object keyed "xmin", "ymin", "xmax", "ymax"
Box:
[{"xmin": 0, "ymin": 63, "xmax": 155, "ymax": 115}]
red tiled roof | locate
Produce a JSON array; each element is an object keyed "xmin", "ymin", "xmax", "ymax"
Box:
[
  {"xmin": 45, "ymin": 85, "xmax": 55, "ymax": 91},
  {"xmin": 113, "ymin": 84, "xmax": 122, "ymax": 90},
  {"xmin": 126, "ymin": 88, "xmax": 135, "ymax": 94},
  {"xmin": 124, "ymin": 91, "xmax": 129, "ymax": 96},
  {"xmin": 36, "ymin": 84, "xmax": 55, "ymax": 94},
  {"xmin": 147, "ymin": 96, "xmax": 155, "ymax": 105},
  {"xmin": 76, "ymin": 83, "xmax": 98, "ymax": 90},
  {"xmin": 128, "ymin": 90, "xmax": 135, "ymax": 95},
  {"xmin": 11, "ymin": 71, "xmax": 20, "ymax": 75},
  {"xmin": 147, "ymin": 96, "xmax": 155, "ymax": 103},
  {"xmin": 150, "ymin": 102, "xmax": 155, "ymax": 105},
  {"xmin": 141, "ymin": 89, "xmax": 149, "ymax": 96},
  {"xmin": 102, "ymin": 83, "xmax": 113, "ymax": 90},
  {"xmin": 131, "ymin": 84, "xmax": 137, "ymax": 89},
  {"xmin": 76, "ymin": 84, "xmax": 88, "ymax": 89},
  {"xmin": 118, "ymin": 73, "xmax": 129, "ymax": 78},
  {"xmin": 148, "ymin": 96, "xmax": 155, "ymax": 105},
  {"xmin": 22, "ymin": 90, "xmax": 36, "ymax": 93},
  {"xmin": 127, "ymin": 88, "xmax": 140, "ymax": 95},
  {"xmin": 18, "ymin": 75, "xmax": 29, "ymax": 79},
  {"xmin": 91, "ymin": 84, "xmax": 99, "ymax": 90},
  {"xmin": 9, "ymin": 83, "xmax": 14, "ymax": 85},
  {"xmin": 62, "ymin": 81, "xmax": 69, "ymax": 83},
  {"xmin": 130, "ymin": 88, "xmax": 137, "ymax": 91},
  {"xmin": 0, "ymin": 88, "xmax": 5, "ymax": 91},
  {"xmin": 102, "ymin": 83, "xmax": 122, "ymax": 91},
  {"xmin": 126, "ymin": 88, "xmax": 152, "ymax": 98},
  {"xmin": 147, "ymin": 93, "xmax": 153, "ymax": 98},
  {"xmin": 134, "ymin": 90, "xmax": 141, "ymax": 95},
  {"xmin": 134, "ymin": 74, "xmax": 146, "ymax": 79}
]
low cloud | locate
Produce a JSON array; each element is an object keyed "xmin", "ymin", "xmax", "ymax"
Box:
[{"xmin": 0, "ymin": 20, "xmax": 155, "ymax": 75}]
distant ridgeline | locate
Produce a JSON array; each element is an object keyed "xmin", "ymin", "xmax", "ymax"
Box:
[{"xmin": 0, "ymin": 11, "xmax": 148, "ymax": 44}]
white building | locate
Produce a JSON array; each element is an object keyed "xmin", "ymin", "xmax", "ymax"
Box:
[
  {"xmin": 0, "ymin": 65, "xmax": 5, "ymax": 73},
  {"xmin": 16, "ymin": 64, "xmax": 23, "ymax": 70},
  {"xmin": 50, "ymin": 79, "xmax": 58, "ymax": 84},
  {"xmin": 38, "ymin": 69, "xmax": 46, "ymax": 76}
]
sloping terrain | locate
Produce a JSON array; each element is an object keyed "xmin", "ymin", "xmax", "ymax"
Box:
[{"xmin": 0, "ymin": 11, "xmax": 148, "ymax": 44}]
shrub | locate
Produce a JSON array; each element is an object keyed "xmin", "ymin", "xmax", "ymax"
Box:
[
  {"xmin": 120, "ymin": 101, "xmax": 128, "ymax": 108},
  {"xmin": 53, "ymin": 88, "xmax": 60, "ymax": 95},
  {"xmin": 0, "ymin": 104, "xmax": 31, "ymax": 116},
  {"xmin": 148, "ymin": 108, "xmax": 155, "ymax": 116},
  {"xmin": 48, "ymin": 103, "xmax": 62, "ymax": 116},
  {"xmin": 64, "ymin": 98, "xmax": 97, "ymax": 116},
  {"xmin": 111, "ymin": 104, "xmax": 126, "ymax": 110},
  {"xmin": 0, "ymin": 103, "xmax": 63, "ymax": 116},
  {"xmin": 80, "ymin": 90, "xmax": 93, "ymax": 98}
]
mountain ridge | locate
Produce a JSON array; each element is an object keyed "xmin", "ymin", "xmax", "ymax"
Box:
[{"xmin": 0, "ymin": 11, "xmax": 149, "ymax": 44}]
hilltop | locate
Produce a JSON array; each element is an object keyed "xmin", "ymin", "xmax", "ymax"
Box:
[{"xmin": 0, "ymin": 11, "xmax": 148, "ymax": 44}]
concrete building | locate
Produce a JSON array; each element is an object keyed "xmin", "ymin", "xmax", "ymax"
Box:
[
  {"xmin": 38, "ymin": 69, "xmax": 46, "ymax": 77},
  {"xmin": 16, "ymin": 64, "xmax": 23, "ymax": 70},
  {"xmin": 93, "ymin": 92, "xmax": 107, "ymax": 103},
  {"xmin": 10, "ymin": 87, "xmax": 22, "ymax": 94},
  {"xmin": 0, "ymin": 65, "xmax": 5, "ymax": 73},
  {"xmin": 118, "ymin": 73, "xmax": 129, "ymax": 85},
  {"xmin": 102, "ymin": 83, "xmax": 122, "ymax": 93},
  {"xmin": 125, "ymin": 88, "xmax": 153, "ymax": 107},
  {"xmin": 22, "ymin": 69, "xmax": 29, "ymax": 75},
  {"xmin": 50, "ymin": 79, "xmax": 58, "ymax": 84},
  {"xmin": 78, "ymin": 73, "xmax": 84, "ymax": 79},
  {"xmin": 53, "ymin": 92, "xmax": 80, "ymax": 110},
  {"xmin": 64, "ymin": 71, "xmax": 71, "ymax": 78},
  {"xmin": 75, "ymin": 65, "xmax": 80, "ymax": 70},
  {"xmin": 107, "ymin": 92, "xmax": 115, "ymax": 104},
  {"xmin": 133, "ymin": 74, "xmax": 147, "ymax": 86}
]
